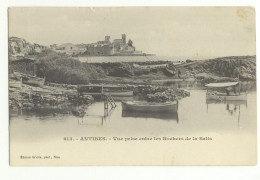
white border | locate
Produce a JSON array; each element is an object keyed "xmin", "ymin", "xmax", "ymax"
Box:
[{"xmin": 1, "ymin": 0, "xmax": 259, "ymax": 180}]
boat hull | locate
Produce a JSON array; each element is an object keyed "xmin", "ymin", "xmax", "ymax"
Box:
[
  {"xmin": 104, "ymin": 90, "xmax": 133, "ymax": 97},
  {"xmin": 164, "ymin": 68, "xmax": 175, "ymax": 76},
  {"xmin": 206, "ymin": 99, "xmax": 247, "ymax": 105},
  {"xmin": 122, "ymin": 101, "xmax": 178, "ymax": 112},
  {"xmin": 9, "ymin": 81, "xmax": 22, "ymax": 88},
  {"xmin": 206, "ymin": 93, "xmax": 247, "ymax": 101},
  {"xmin": 22, "ymin": 77, "xmax": 45, "ymax": 87}
]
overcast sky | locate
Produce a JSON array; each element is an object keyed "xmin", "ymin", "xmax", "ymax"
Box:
[{"xmin": 9, "ymin": 7, "xmax": 255, "ymax": 57}]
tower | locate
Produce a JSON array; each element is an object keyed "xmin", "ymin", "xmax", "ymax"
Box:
[
  {"xmin": 105, "ymin": 36, "xmax": 110, "ymax": 43},
  {"xmin": 122, "ymin": 34, "xmax": 126, "ymax": 44}
]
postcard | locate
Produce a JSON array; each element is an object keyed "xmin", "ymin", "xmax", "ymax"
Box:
[{"xmin": 9, "ymin": 7, "xmax": 256, "ymax": 166}]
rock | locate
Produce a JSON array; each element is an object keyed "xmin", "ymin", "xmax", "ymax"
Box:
[
  {"xmin": 9, "ymin": 37, "xmax": 47, "ymax": 56},
  {"xmin": 134, "ymin": 85, "xmax": 190, "ymax": 103}
]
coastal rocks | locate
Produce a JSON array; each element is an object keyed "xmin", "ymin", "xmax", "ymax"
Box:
[
  {"xmin": 181, "ymin": 56, "xmax": 256, "ymax": 82},
  {"xmin": 9, "ymin": 83, "xmax": 94, "ymax": 110},
  {"xmin": 147, "ymin": 92, "xmax": 168, "ymax": 103},
  {"xmin": 134, "ymin": 85, "xmax": 190, "ymax": 103},
  {"xmin": 9, "ymin": 37, "xmax": 47, "ymax": 56}
]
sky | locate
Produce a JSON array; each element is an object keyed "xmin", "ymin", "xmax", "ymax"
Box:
[{"xmin": 8, "ymin": 7, "xmax": 255, "ymax": 57}]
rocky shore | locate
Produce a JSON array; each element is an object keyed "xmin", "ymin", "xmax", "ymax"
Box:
[
  {"xmin": 134, "ymin": 85, "xmax": 190, "ymax": 103},
  {"xmin": 9, "ymin": 81, "xmax": 191, "ymax": 112},
  {"xmin": 9, "ymin": 83, "xmax": 93, "ymax": 111}
]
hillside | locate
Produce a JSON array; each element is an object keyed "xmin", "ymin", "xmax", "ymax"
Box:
[
  {"xmin": 9, "ymin": 37, "xmax": 47, "ymax": 58},
  {"xmin": 175, "ymin": 56, "xmax": 256, "ymax": 82},
  {"xmin": 8, "ymin": 37, "xmax": 256, "ymax": 84}
]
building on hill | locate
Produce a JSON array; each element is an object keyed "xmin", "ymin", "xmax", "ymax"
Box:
[
  {"xmin": 85, "ymin": 34, "xmax": 143, "ymax": 56},
  {"xmin": 50, "ymin": 34, "xmax": 144, "ymax": 56},
  {"xmin": 50, "ymin": 43, "xmax": 87, "ymax": 55}
]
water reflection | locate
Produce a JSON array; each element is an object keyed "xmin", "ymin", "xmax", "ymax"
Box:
[
  {"xmin": 10, "ymin": 104, "xmax": 73, "ymax": 118},
  {"xmin": 9, "ymin": 81, "xmax": 256, "ymax": 138},
  {"xmin": 122, "ymin": 110, "xmax": 179, "ymax": 122},
  {"xmin": 205, "ymin": 99, "xmax": 247, "ymax": 128}
]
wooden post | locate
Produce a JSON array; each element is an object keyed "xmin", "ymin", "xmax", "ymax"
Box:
[
  {"xmin": 104, "ymin": 95, "xmax": 108, "ymax": 109},
  {"xmin": 239, "ymin": 82, "xmax": 241, "ymax": 95}
]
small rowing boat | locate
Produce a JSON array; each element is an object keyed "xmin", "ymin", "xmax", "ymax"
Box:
[
  {"xmin": 71, "ymin": 109, "xmax": 86, "ymax": 117},
  {"xmin": 206, "ymin": 93, "xmax": 247, "ymax": 101},
  {"xmin": 164, "ymin": 67, "xmax": 175, "ymax": 76},
  {"xmin": 22, "ymin": 76, "xmax": 45, "ymax": 87},
  {"xmin": 104, "ymin": 90, "xmax": 133, "ymax": 97},
  {"xmin": 13, "ymin": 72, "xmax": 45, "ymax": 87},
  {"xmin": 205, "ymin": 82, "xmax": 247, "ymax": 101},
  {"xmin": 206, "ymin": 99, "xmax": 247, "ymax": 105},
  {"xmin": 121, "ymin": 101, "xmax": 178, "ymax": 113},
  {"xmin": 9, "ymin": 80, "xmax": 22, "ymax": 89}
]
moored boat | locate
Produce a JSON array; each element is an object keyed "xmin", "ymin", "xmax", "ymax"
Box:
[
  {"xmin": 206, "ymin": 99, "xmax": 247, "ymax": 105},
  {"xmin": 9, "ymin": 80, "xmax": 22, "ymax": 89},
  {"xmin": 13, "ymin": 71, "xmax": 45, "ymax": 87},
  {"xmin": 206, "ymin": 93, "xmax": 247, "ymax": 101},
  {"xmin": 205, "ymin": 82, "xmax": 247, "ymax": 101},
  {"xmin": 104, "ymin": 90, "xmax": 133, "ymax": 97},
  {"xmin": 22, "ymin": 76, "xmax": 45, "ymax": 87},
  {"xmin": 122, "ymin": 101, "xmax": 178, "ymax": 112},
  {"xmin": 164, "ymin": 67, "xmax": 175, "ymax": 76},
  {"xmin": 71, "ymin": 109, "xmax": 86, "ymax": 117}
]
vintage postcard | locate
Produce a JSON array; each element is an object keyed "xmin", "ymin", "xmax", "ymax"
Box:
[{"xmin": 9, "ymin": 7, "xmax": 256, "ymax": 166}]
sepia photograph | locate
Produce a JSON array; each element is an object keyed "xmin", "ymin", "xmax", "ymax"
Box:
[{"xmin": 8, "ymin": 7, "xmax": 256, "ymax": 166}]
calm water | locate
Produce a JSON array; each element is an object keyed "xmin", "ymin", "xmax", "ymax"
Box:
[{"xmin": 10, "ymin": 81, "xmax": 257, "ymax": 142}]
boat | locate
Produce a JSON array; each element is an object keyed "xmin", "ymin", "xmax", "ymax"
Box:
[
  {"xmin": 164, "ymin": 67, "xmax": 176, "ymax": 76},
  {"xmin": 22, "ymin": 76, "xmax": 45, "ymax": 87},
  {"xmin": 77, "ymin": 85, "xmax": 133, "ymax": 97},
  {"xmin": 9, "ymin": 80, "xmax": 22, "ymax": 89},
  {"xmin": 205, "ymin": 82, "xmax": 247, "ymax": 101},
  {"xmin": 71, "ymin": 109, "xmax": 86, "ymax": 117},
  {"xmin": 12, "ymin": 71, "xmax": 45, "ymax": 87},
  {"xmin": 104, "ymin": 90, "xmax": 133, "ymax": 97},
  {"xmin": 121, "ymin": 101, "xmax": 178, "ymax": 113},
  {"xmin": 9, "ymin": 72, "xmax": 22, "ymax": 89},
  {"xmin": 206, "ymin": 93, "xmax": 247, "ymax": 101},
  {"xmin": 103, "ymin": 85, "xmax": 133, "ymax": 97},
  {"xmin": 206, "ymin": 99, "xmax": 247, "ymax": 105}
]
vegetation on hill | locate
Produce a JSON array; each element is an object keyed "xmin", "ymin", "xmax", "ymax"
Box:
[
  {"xmin": 8, "ymin": 37, "xmax": 256, "ymax": 84},
  {"xmin": 35, "ymin": 52, "xmax": 106, "ymax": 84},
  {"xmin": 33, "ymin": 54, "xmax": 256, "ymax": 84},
  {"xmin": 96, "ymin": 62, "xmax": 134, "ymax": 77}
]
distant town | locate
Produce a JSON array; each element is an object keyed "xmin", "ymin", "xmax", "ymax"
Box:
[{"xmin": 50, "ymin": 34, "xmax": 147, "ymax": 56}]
